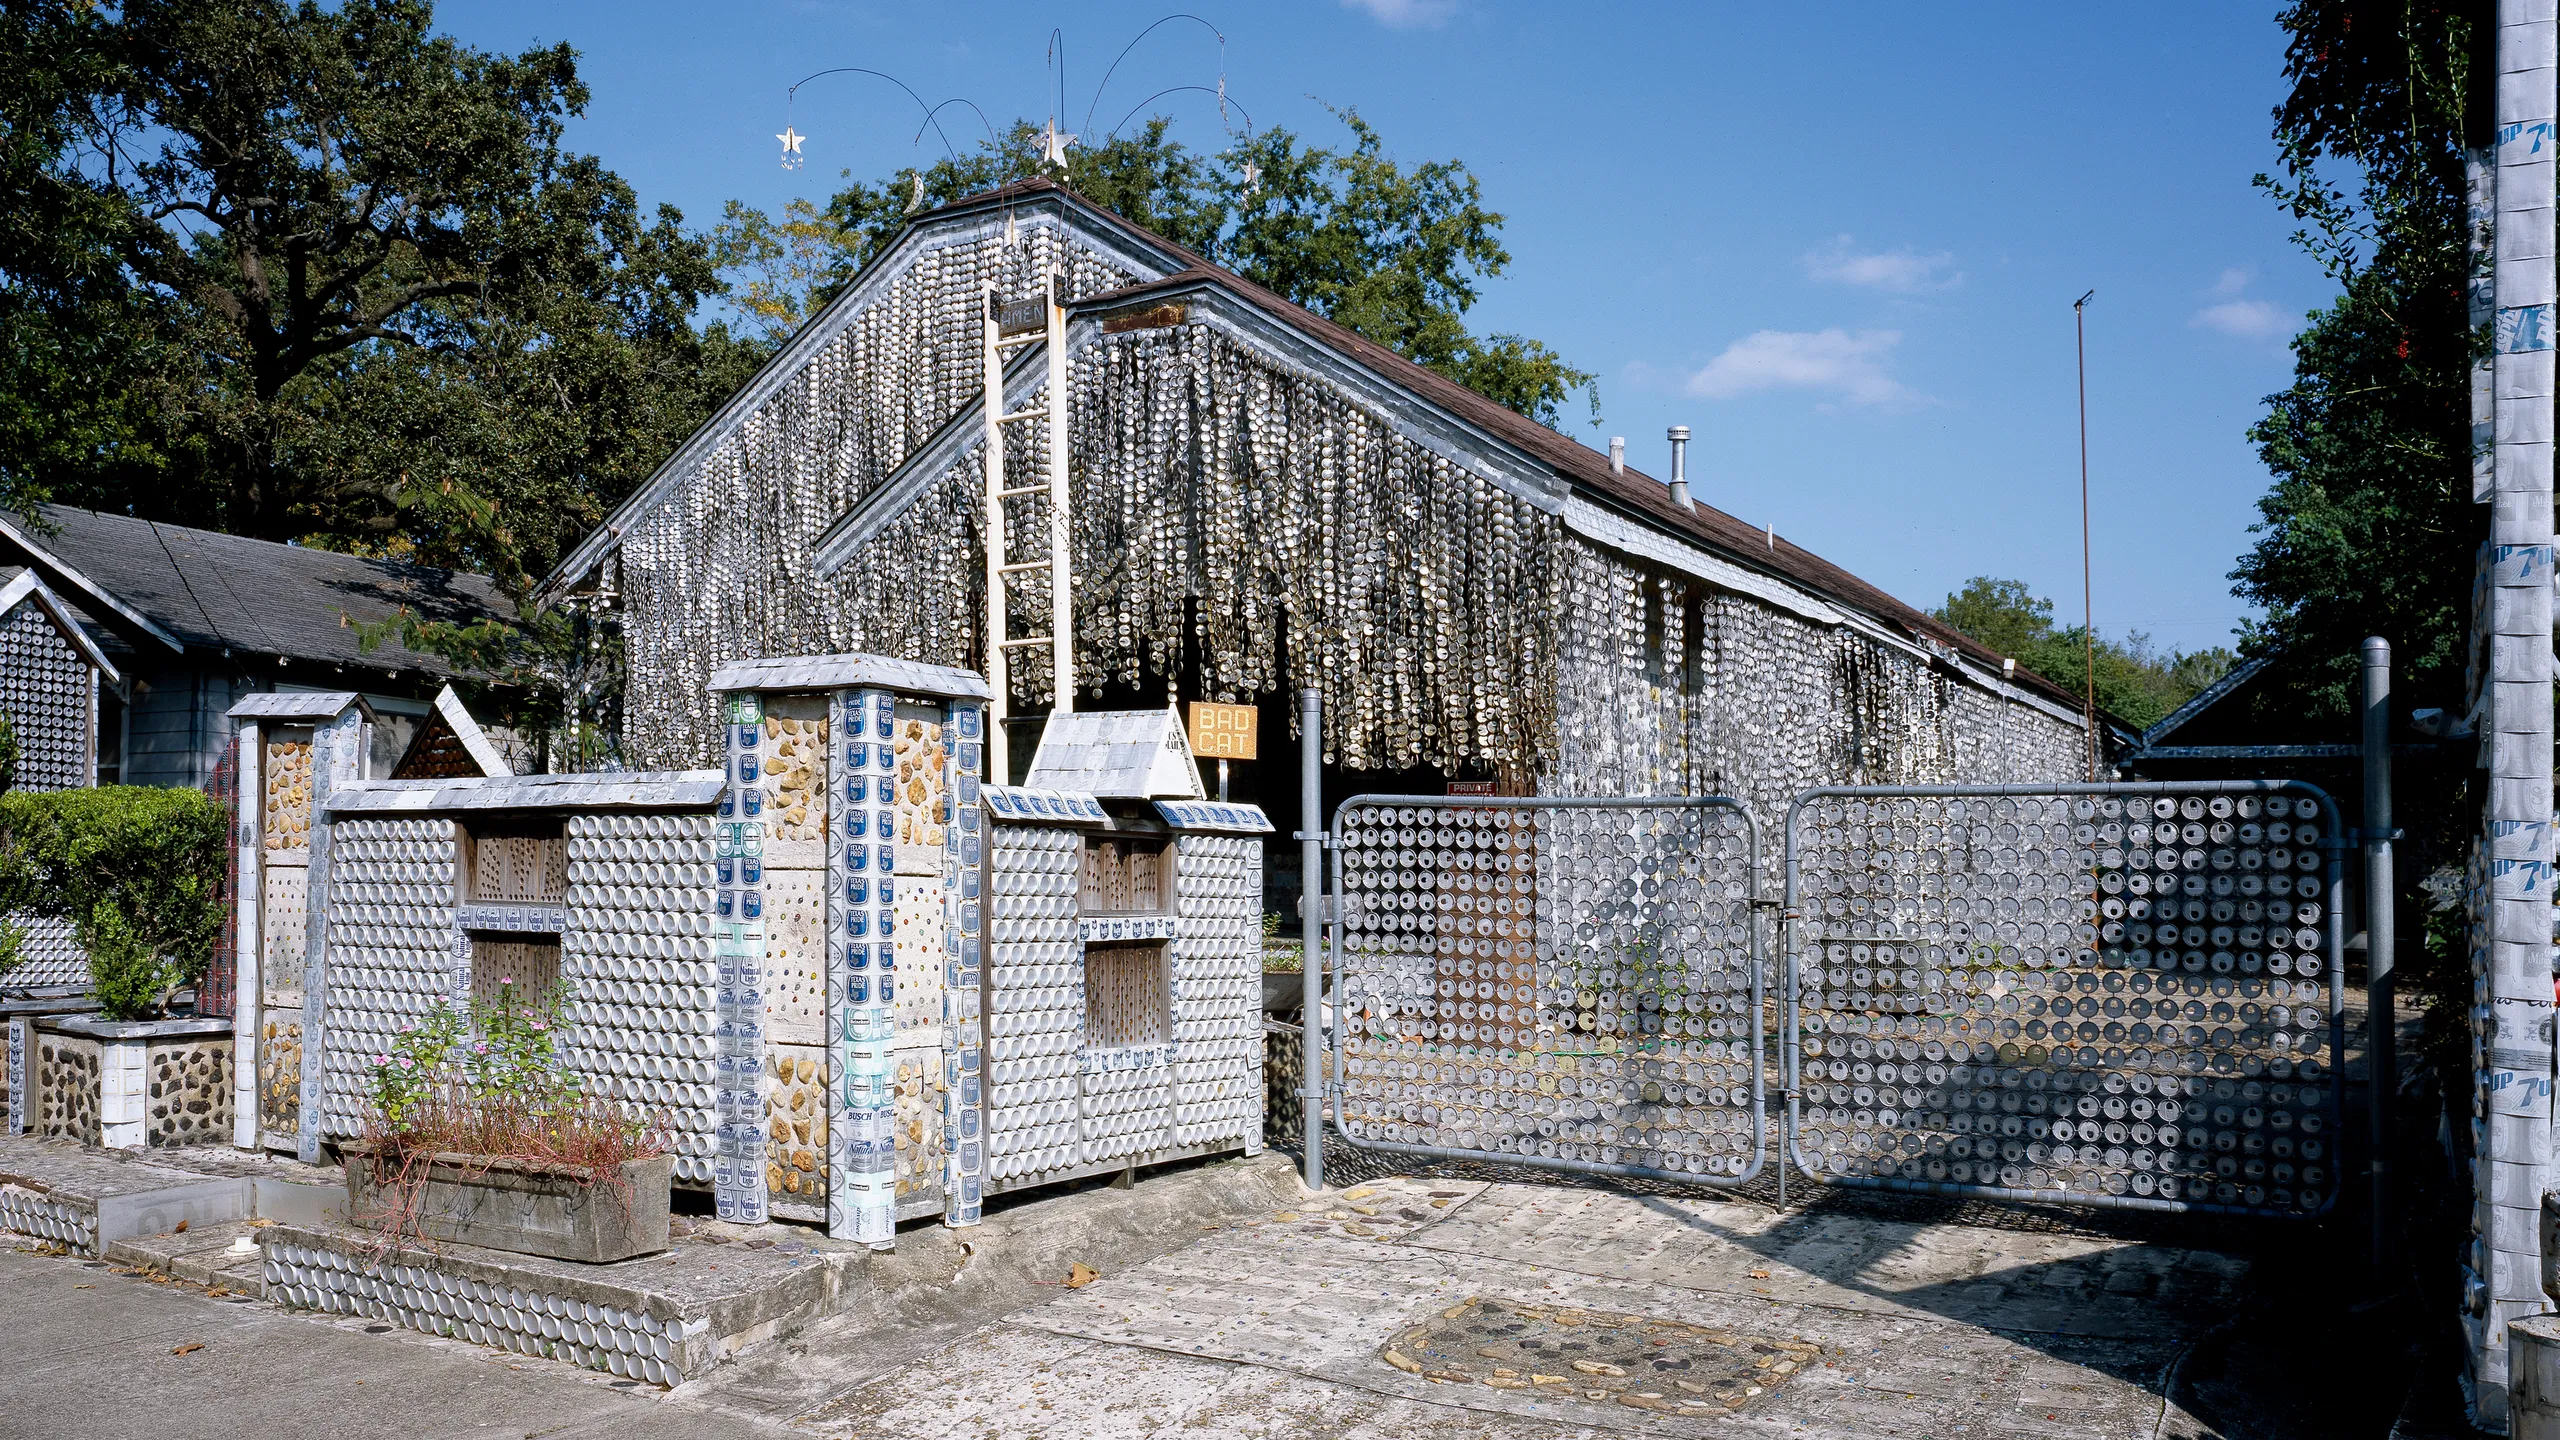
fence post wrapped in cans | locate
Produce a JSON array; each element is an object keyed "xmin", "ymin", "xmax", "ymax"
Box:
[
  {"xmin": 1323, "ymin": 795, "xmax": 1766, "ymax": 1186},
  {"xmin": 1783, "ymin": 781, "xmax": 2346, "ymax": 1217}
]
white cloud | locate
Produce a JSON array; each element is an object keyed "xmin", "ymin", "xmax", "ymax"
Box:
[
  {"xmin": 2190, "ymin": 269, "xmax": 2290, "ymax": 343},
  {"xmin": 1685, "ymin": 328, "xmax": 1914, "ymax": 406},
  {"xmin": 1342, "ymin": 0, "xmax": 1458, "ymax": 26},
  {"xmin": 1802, "ymin": 235, "xmax": 1961, "ymax": 293},
  {"xmin": 2191, "ymin": 299, "xmax": 2287, "ymax": 341}
]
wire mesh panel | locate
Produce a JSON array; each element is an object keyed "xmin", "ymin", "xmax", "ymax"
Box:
[
  {"xmin": 1327, "ymin": 796, "xmax": 1764, "ymax": 1184},
  {"xmin": 1785, "ymin": 783, "xmax": 2344, "ymax": 1217}
]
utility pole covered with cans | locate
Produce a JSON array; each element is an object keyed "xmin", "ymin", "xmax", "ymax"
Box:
[{"xmin": 2467, "ymin": 3, "xmax": 2559, "ymax": 1425}]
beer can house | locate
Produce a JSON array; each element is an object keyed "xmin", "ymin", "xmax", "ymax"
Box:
[{"xmin": 536, "ymin": 178, "xmax": 2094, "ymax": 896}]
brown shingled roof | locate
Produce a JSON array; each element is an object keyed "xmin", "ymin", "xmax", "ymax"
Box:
[{"xmin": 918, "ymin": 177, "xmax": 2090, "ymax": 716}]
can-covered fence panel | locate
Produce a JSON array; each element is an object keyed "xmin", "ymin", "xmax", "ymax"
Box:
[
  {"xmin": 1327, "ymin": 796, "xmax": 1766, "ymax": 1186},
  {"xmin": 1784, "ymin": 782, "xmax": 2344, "ymax": 1217}
]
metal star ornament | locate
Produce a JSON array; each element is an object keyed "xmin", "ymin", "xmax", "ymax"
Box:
[
  {"xmin": 905, "ymin": 171, "xmax": 926, "ymax": 215},
  {"xmin": 777, "ymin": 126, "xmax": 805, "ymax": 170},
  {"xmin": 1041, "ymin": 119, "xmax": 1076, "ymax": 170}
]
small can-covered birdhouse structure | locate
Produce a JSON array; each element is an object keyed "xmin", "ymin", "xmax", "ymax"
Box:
[{"xmin": 976, "ymin": 707, "xmax": 1271, "ymax": 1191}]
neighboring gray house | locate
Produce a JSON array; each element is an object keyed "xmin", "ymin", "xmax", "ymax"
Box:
[{"xmin": 0, "ymin": 506, "xmax": 518, "ymax": 785}]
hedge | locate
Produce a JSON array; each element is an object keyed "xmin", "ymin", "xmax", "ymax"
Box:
[{"xmin": 0, "ymin": 786, "xmax": 227, "ymax": 1021}]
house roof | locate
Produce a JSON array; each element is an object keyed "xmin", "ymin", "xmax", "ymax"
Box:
[
  {"xmin": 956, "ymin": 182, "xmax": 2088, "ymax": 713},
  {"xmin": 549, "ymin": 174, "xmax": 2090, "ymax": 719},
  {"xmin": 0, "ymin": 505, "xmax": 513, "ymax": 683}
]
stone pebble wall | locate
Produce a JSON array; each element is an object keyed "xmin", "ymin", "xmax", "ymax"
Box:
[
  {"xmin": 36, "ymin": 1035, "xmax": 99, "ymax": 1146},
  {"xmin": 258, "ymin": 1017, "xmax": 302, "ymax": 1137},
  {"xmin": 146, "ymin": 1039, "xmax": 231, "ymax": 1147}
]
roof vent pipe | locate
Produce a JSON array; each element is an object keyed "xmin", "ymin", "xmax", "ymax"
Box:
[
  {"xmin": 1665, "ymin": 425, "xmax": 1693, "ymax": 511},
  {"xmin": 1609, "ymin": 436, "xmax": 1625, "ymax": 475}
]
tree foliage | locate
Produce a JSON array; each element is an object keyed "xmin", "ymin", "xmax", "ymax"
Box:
[
  {"xmin": 715, "ymin": 111, "xmax": 1600, "ymax": 428},
  {"xmin": 2236, "ymin": 0, "xmax": 2479, "ymax": 730},
  {"xmin": 2243, "ymin": 2, "xmax": 2487, "ymax": 1088},
  {"xmin": 1932, "ymin": 576, "xmax": 2236, "ymax": 732},
  {"xmin": 0, "ymin": 0, "xmax": 764, "ymax": 590}
]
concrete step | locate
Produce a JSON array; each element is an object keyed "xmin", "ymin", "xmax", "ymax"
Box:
[
  {"xmin": 104, "ymin": 1217, "xmax": 271, "ymax": 1288},
  {"xmin": 0, "ymin": 1135, "xmax": 347, "ymax": 1258},
  {"xmin": 257, "ymin": 1216, "xmax": 866, "ymax": 1388}
]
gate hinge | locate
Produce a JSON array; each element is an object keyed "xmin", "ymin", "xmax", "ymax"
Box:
[
  {"xmin": 1293, "ymin": 830, "xmax": 1335, "ymax": 849},
  {"xmin": 1748, "ymin": 898, "xmax": 1785, "ymax": 912},
  {"xmin": 1298, "ymin": 894, "xmax": 1340, "ymax": 925}
]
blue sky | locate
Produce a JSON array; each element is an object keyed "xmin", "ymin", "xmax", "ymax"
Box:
[{"xmin": 440, "ymin": 0, "xmax": 2319, "ymax": 654}]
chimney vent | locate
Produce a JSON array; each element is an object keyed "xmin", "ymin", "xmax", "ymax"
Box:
[
  {"xmin": 1608, "ymin": 436, "xmax": 1625, "ymax": 475},
  {"xmin": 1665, "ymin": 425, "xmax": 1693, "ymax": 511}
]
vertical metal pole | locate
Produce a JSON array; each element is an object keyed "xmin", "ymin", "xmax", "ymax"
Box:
[
  {"xmin": 2361, "ymin": 637, "xmax": 2396, "ymax": 1274},
  {"xmin": 1218, "ymin": 757, "xmax": 1230, "ymax": 801},
  {"xmin": 981, "ymin": 284, "xmax": 1011, "ymax": 781},
  {"xmin": 2073, "ymin": 289, "xmax": 2097, "ymax": 781},
  {"xmin": 1299, "ymin": 686, "xmax": 1325, "ymax": 1191}
]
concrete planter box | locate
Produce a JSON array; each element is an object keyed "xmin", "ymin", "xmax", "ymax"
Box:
[
  {"xmin": 1262, "ymin": 968, "xmax": 1328, "ymax": 1014},
  {"xmin": 27, "ymin": 1015, "xmax": 233, "ymax": 1150},
  {"xmin": 345, "ymin": 1147, "xmax": 671, "ymax": 1263}
]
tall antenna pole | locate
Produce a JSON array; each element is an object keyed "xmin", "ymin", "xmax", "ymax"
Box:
[{"xmin": 2074, "ymin": 289, "xmax": 2096, "ymax": 781}]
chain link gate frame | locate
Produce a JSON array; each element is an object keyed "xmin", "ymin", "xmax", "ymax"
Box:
[
  {"xmin": 1318, "ymin": 795, "xmax": 1769, "ymax": 1187},
  {"xmin": 1782, "ymin": 781, "xmax": 2347, "ymax": 1218}
]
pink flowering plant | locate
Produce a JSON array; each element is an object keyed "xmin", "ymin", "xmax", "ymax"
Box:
[
  {"xmin": 364, "ymin": 980, "xmax": 584, "ymax": 1127},
  {"xmin": 355, "ymin": 980, "xmax": 663, "ymax": 1249}
]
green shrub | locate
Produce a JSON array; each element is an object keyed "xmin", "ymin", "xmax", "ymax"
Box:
[
  {"xmin": 0, "ymin": 711, "xmax": 17, "ymax": 793},
  {"xmin": 0, "ymin": 786, "xmax": 227, "ymax": 1020}
]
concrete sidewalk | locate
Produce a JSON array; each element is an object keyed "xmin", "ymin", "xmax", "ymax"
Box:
[
  {"xmin": 0, "ymin": 1244, "xmax": 789, "ymax": 1439},
  {"xmin": 3, "ymin": 1155, "xmax": 2396, "ymax": 1439}
]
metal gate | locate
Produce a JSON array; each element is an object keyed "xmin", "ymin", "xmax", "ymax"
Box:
[
  {"xmin": 1784, "ymin": 782, "xmax": 2345, "ymax": 1217},
  {"xmin": 1321, "ymin": 795, "xmax": 1767, "ymax": 1186}
]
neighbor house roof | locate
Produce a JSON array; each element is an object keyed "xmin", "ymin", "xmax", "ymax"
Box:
[{"xmin": 0, "ymin": 505, "xmax": 514, "ymax": 684}]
